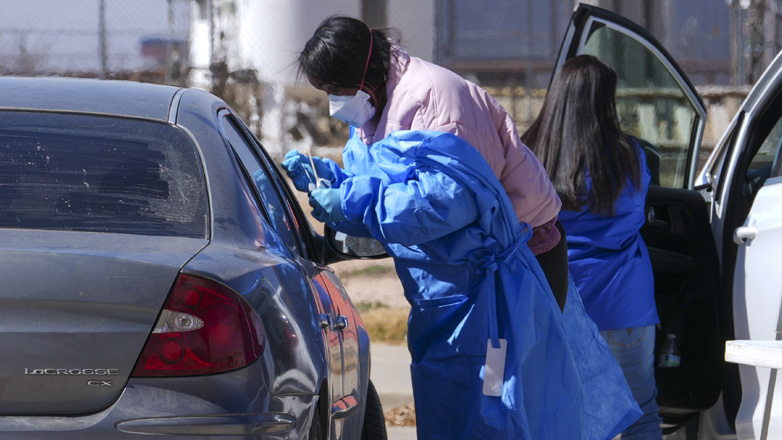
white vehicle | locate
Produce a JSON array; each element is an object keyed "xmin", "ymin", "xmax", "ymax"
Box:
[{"xmin": 556, "ymin": 4, "xmax": 782, "ymax": 438}]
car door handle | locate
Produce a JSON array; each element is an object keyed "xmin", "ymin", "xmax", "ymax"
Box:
[
  {"xmin": 319, "ymin": 314, "xmax": 332, "ymax": 330},
  {"xmin": 647, "ymin": 207, "xmax": 670, "ymax": 230},
  {"xmin": 333, "ymin": 315, "xmax": 349, "ymax": 332},
  {"xmin": 733, "ymin": 226, "xmax": 758, "ymax": 245}
]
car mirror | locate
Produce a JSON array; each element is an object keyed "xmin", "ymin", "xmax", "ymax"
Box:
[{"xmin": 325, "ymin": 225, "xmax": 388, "ymax": 259}]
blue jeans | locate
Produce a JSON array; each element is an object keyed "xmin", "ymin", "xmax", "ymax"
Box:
[{"xmin": 600, "ymin": 325, "xmax": 663, "ymax": 439}]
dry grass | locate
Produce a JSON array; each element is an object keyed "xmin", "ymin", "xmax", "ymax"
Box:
[
  {"xmin": 356, "ymin": 303, "xmax": 409, "ymax": 345},
  {"xmin": 384, "ymin": 403, "xmax": 416, "ymax": 427},
  {"xmin": 340, "ymin": 264, "xmax": 395, "ymax": 278}
]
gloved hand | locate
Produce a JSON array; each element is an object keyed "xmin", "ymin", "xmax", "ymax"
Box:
[
  {"xmin": 309, "ymin": 188, "xmax": 345, "ymax": 223},
  {"xmin": 281, "ymin": 150, "xmax": 334, "ymax": 192}
]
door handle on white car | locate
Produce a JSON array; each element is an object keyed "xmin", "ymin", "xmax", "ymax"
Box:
[{"xmin": 733, "ymin": 226, "xmax": 758, "ymax": 245}]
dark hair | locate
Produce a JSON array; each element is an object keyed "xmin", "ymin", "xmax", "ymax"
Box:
[
  {"xmin": 521, "ymin": 55, "xmax": 641, "ymax": 216},
  {"xmin": 298, "ymin": 16, "xmax": 394, "ymax": 91}
]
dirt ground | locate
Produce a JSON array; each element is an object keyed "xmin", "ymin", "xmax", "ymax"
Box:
[{"xmin": 329, "ymin": 258, "xmax": 409, "ymax": 309}]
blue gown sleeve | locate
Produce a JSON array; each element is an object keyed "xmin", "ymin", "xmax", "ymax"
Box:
[
  {"xmin": 322, "ymin": 157, "xmax": 351, "ymax": 187},
  {"xmin": 339, "ymin": 167, "xmax": 479, "ymax": 247}
]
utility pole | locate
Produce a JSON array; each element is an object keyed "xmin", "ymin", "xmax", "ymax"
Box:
[
  {"xmin": 165, "ymin": 0, "xmax": 180, "ymax": 84},
  {"xmin": 98, "ymin": 0, "xmax": 107, "ymax": 79},
  {"xmin": 745, "ymin": 0, "xmax": 766, "ymax": 84},
  {"xmin": 729, "ymin": 0, "xmax": 746, "ymax": 85},
  {"xmin": 362, "ymin": 0, "xmax": 386, "ymax": 28}
]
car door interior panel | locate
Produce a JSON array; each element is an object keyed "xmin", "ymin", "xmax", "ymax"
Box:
[{"xmin": 643, "ymin": 186, "xmax": 723, "ymax": 413}]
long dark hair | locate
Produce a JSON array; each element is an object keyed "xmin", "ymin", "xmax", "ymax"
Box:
[
  {"xmin": 521, "ymin": 55, "xmax": 641, "ymax": 216},
  {"xmin": 298, "ymin": 16, "xmax": 394, "ymax": 91}
]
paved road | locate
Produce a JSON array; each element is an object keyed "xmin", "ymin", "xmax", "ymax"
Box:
[{"xmin": 370, "ymin": 343, "xmax": 416, "ymax": 440}]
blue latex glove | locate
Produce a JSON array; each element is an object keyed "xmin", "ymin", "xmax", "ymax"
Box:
[
  {"xmin": 309, "ymin": 188, "xmax": 345, "ymax": 223},
  {"xmin": 281, "ymin": 150, "xmax": 334, "ymax": 192}
]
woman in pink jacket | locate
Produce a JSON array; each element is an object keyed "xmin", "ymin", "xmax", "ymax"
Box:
[{"xmin": 293, "ymin": 16, "xmax": 568, "ymax": 308}]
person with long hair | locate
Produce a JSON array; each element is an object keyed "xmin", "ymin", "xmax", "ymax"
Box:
[
  {"xmin": 286, "ymin": 15, "xmax": 569, "ymax": 310},
  {"xmin": 522, "ymin": 55, "xmax": 662, "ymax": 439}
]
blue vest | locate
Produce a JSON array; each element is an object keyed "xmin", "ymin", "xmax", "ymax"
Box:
[{"xmin": 558, "ymin": 140, "xmax": 659, "ymax": 330}]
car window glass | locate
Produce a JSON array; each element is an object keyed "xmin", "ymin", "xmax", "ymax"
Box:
[
  {"xmin": 773, "ymin": 139, "xmax": 782, "ymax": 179},
  {"xmin": 220, "ymin": 116, "xmax": 302, "ymax": 255},
  {"xmin": 245, "ymin": 140, "xmax": 310, "ymax": 244},
  {"xmin": 745, "ymin": 113, "xmax": 782, "ymax": 193},
  {"xmin": 582, "ymin": 24, "xmax": 700, "ymax": 189},
  {"xmin": 0, "ymin": 111, "xmax": 207, "ymax": 237}
]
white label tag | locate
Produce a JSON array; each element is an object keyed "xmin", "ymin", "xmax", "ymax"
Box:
[{"xmin": 482, "ymin": 338, "xmax": 507, "ymax": 397}]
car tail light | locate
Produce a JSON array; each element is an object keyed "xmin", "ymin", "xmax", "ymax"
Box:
[{"xmin": 131, "ymin": 274, "xmax": 264, "ymax": 377}]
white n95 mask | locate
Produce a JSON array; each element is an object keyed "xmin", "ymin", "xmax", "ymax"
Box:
[{"xmin": 329, "ymin": 90, "xmax": 376, "ymax": 128}]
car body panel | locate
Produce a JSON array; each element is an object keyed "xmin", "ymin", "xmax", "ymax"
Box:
[
  {"xmin": 0, "ymin": 361, "xmax": 311, "ymax": 438},
  {"xmin": 0, "ymin": 76, "xmax": 177, "ymax": 121},
  {"xmin": 0, "ymin": 230, "xmax": 205, "ymax": 414},
  {"xmin": 732, "ymin": 178, "xmax": 782, "ymax": 438},
  {"xmin": 707, "ymin": 48, "xmax": 782, "ymax": 439},
  {"xmin": 178, "ymin": 88, "xmax": 369, "ymax": 438},
  {"xmin": 0, "ymin": 77, "xmax": 374, "ymax": 439}
]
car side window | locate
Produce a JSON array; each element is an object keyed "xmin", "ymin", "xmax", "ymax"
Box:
[
  {"xmin": 745, "ymin": 111, "xmax": 782, "ymax": 192},
  {"xmin": 773, "ymin": 138, "xmax": 782, "ymax": 179},
  {"xmin": 220, "ymin": 116, "xmax": 303, "ymax": 255},
  {"xmin": 581, "ymin": 23, "xmax": 704, "ymax": 189}
]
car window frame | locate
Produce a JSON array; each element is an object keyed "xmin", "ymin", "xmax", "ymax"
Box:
[
  {"xmin": 554, "ymin": 5, "xmax": 707, "ymax": 190},
  {"xmin": 716, "ymin": 86, "xmax": 782, "ymax": 246},
  {"xmin": 218, "ymin": 112, "xmax": 309, "ymax": 256},
  {"xmin": 743, "ymin": 90, "xmax": 782, "ymax": 184},
  {"xmin": 219, "ymin": 117, "xmax": 329, "ymax": 264},
  {"xmin": 703, "ymin": 113, "xmax": 743, "ymax": 218}
]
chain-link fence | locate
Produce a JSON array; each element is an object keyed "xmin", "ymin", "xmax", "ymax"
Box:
[
  {"xmin": 2, "ymin": 0, "xmax": 780, "ymax": 154},
  {"xmin": 0, "ymin": 0, "xmax": 191, "ymax": 83}
]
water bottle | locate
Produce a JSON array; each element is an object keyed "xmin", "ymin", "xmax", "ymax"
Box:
[{"xmin": 657, "ymin": 334, "xmax": 681, "ymax": 368}]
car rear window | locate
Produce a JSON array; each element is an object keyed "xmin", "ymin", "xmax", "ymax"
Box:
[{"xmin": 0, "ymin": 112, "xmax": 207, "ymax": 238}]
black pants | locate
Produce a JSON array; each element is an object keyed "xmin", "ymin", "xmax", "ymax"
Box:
[{"xmin": 534, "ymin": 221, "xmax": 569, "ymax": 312}]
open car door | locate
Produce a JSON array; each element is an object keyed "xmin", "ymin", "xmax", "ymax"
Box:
[
  {"xmin": 554, "ymin": 4, "xmax": 723, "ymax": 432},
  {"xmin": 713, "ymin": 50, "xmax": 782, "ymax": 438}
]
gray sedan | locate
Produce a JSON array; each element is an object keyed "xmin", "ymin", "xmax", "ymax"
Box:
[{"xmin": 0, "ymin": 76, "xmax": 386, "ymax": 439}]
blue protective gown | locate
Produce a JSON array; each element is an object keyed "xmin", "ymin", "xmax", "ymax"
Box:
[{"xmin": 325, "ymin": 130, "xmax": 641, "ymax": 439}]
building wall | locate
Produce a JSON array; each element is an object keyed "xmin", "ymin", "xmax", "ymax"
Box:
[{"xmin": 388, "ymin": 0, "xmax": 435, "ymax": 61}]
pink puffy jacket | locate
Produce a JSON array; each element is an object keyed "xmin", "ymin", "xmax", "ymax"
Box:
[{"xmin": 356, "ymin": 42, "xmax": 561, "ymax": 253}]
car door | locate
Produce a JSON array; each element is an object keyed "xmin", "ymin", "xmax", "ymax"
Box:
[
  {"xmin": 554, "ymin": 4, "xmax": 723, "ymax": 429},
  {"xmin": 732, "ymin": 179, "xmax": 782, "ymax": 438},
  {"xmin": 709, "ymin": 50, "xmax": 782, "ymax": 438},
  {"xmin": 217, "ymin": 113, "xmax": 348, "ymax": 409},
  {"xmin": 219, "ymin": 112, "xmax": 368, "ymax": 437}
]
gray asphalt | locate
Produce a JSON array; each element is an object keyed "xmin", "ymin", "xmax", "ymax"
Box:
[{"xmin": 370, "ymin": 343, "xmax": 417, "ymax": 440}]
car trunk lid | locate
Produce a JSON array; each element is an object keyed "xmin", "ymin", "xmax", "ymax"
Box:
[{"xmin": 0, "ymin": 229, "xmax": 207, "ymax": 415}]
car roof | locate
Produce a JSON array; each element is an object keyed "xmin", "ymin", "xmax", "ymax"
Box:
[{"xmin": 0, "ymin": 76, "xmax": 183, "ymax": 121}]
